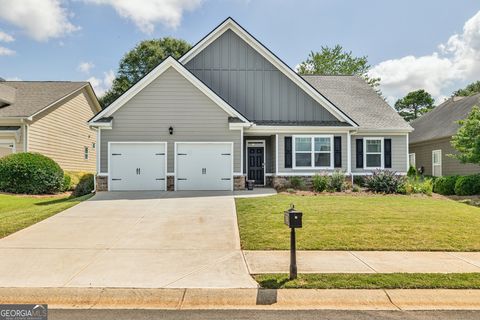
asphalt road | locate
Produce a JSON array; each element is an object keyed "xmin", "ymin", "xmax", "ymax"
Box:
[{"xmin": 50, "ymin": 309, "xmax": 480, "ymax": 320}]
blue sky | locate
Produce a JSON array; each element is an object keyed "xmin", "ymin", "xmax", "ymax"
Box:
[{"xmin": 0, "ymin": 0, "xmax": 480, "ymax": 105}]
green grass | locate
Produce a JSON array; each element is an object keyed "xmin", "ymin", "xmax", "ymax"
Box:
[
  {"xmin": 254, "ymin": 273, "xmax": 480, "ymax": 289},
  {"xmin": 235, "ymin": 194, "xmax": 480, "ymax": 251},
  {"xmin": 0, "ymin": 193, "xmax": 92, "ymax": 238}
]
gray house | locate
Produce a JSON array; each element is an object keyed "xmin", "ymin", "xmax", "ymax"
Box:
[
  {"xmin": 409, "ymin": 94, "xmax": 480, "ymax": 177},
  {"xmin": 89, "ymin": 18, "xmax": 412, "ymax": 191}
]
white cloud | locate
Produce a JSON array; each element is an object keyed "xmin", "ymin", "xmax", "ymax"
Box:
[
  {"xmin": 4, "ymin": 76, "xmax": 21, "ymax": 81},
  {"xmin": 369, "ymin": 10, "xmax": 480, "ymax": 105},
  {"xmin": 0, "ymin": 0, "xmax": 79, "ymax": 41},
  {"xmin": 0, "ymin": 46, "xmax": 15, "ymax": 56},
  {"xmin": 88, "ymin": 70, "xmax": 115, "ymax": 97},
  {"xmin": 0, "ymin": 31, "xmax": 14, "ymax": 42},
  {"xmin": 83, "ymin": 0, "xmax": 202, "ymax": 33},
  {"xmin": 77, "ymin": 61, "xmax": 95, "ymax": 74}
]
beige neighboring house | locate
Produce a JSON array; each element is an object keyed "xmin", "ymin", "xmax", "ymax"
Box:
[{"xmin": 0, "ymin": 81, "xmax": 101, "ymax": 172}]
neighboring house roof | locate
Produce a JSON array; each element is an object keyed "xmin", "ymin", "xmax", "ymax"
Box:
[
  {"xmin": 303, "ymin": 75, "xmax": 412, "ymax": 131},
  {"xmin": 409, "ymin": 93, "xmax": 480, "ymax": 144},
  {"xmin": 0, "ymin": 81, "xmax": 98, "ymax": 118}
]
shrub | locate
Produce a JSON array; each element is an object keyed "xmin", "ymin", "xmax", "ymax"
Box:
[
  {"xmin": 405, "ymin": 177, "xmax": 433, "ymax": 196},
  {"xmin": 312, "ymin": 174, "xmax": 328, "ymax": 192},
  {"xmin": 353, "ymin": 175, "xmax": 366, "ymax": 187},
  {"xmin": 328, "ymin": 170, "xmax": 346, "ymax": 192},
  {"xmin": 0, "ymin": 152, "xmax": 63, "ymax": 194},
  {"xmin": 407, "ymin": 166, "xmax": 417, "ymax": 178},
  {"xmin": 454, "ymin": 174, "xmax": 480, "ymax": 196},
  {"xmin": 433, "ymin": 176, "xmax": 459, "ymax": 195},
  {"xmin": 73, "ymin": 174, "xmax": 94, "ymax": 197},
  {"xmin": 365, "ymin": 170, "xmax": 406, "ymax": 194},
  {"xmin": 352, "ymin": 184, "xmax": 360, "ymax": 192},
  {"xmin": 61, "ymin": 174, "xmax": 72, "ymax": 192},
  {"xmin": 65, "ymin": 171, "xmax": 90, "ymax": 190},
  {"xmin": 289, "ymin": 176, "xmax": 305, "ymax": 190}
]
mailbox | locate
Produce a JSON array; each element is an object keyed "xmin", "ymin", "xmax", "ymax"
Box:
[{"xmin": 284, "ymin": 207, "xmax": 302, "ymax": 228}]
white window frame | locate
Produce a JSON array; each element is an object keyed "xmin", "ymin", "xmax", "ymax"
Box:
[
  {"xmin": 409, "ymin": 153, "xmax": 416, "ymax": 168},
  {"xmin": 292, "ymin": 135, "xmax": 334, "ymax": 170},
  {"xmin": 432, "ymin": 149, "xmax": 442, "ymax": 177},
  {"xmin": 364, "ymin": 137, "xmax": 384, "ymax": 170}
]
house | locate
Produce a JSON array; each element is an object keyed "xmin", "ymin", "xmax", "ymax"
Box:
[
  {"xmin": 0, "ymin": 81, "xmax": 101, "ymax": 172},
  {"xmin": 409, "ymin": 94, "xmax": 480, "ymax": 177},
  {"xmin": 89, "ymin": 18, "xmax": 412, "ymax": 192}
]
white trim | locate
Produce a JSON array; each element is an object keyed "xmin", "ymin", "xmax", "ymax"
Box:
[
  {"xmin": 406, "ymin": 134, "xmax": 410, "ymax": 171},
  {"xmin": 351, "ymin": 171, "xmax": 407, "ymax": 176},
  {"xmin": 408, "ymin": 153, "xmax": 416, "ymax": 168},
  {"xmin": 347, "ymin": 131, "xmax": 352, "ymax": 174},
  {"xmin": 432, "ymin": 149, "xmax": 442, "ymax": 177},
  {"xmin": 246, "ymin": 139, "xmax": 266, "ymax": 186},
  {"xmin": 174, "ymin": 142, "xmax": 234, "ymax": 191},
  {"xmin": 363, "ymin": 137, "xmax": 384, "ymax": 170},
  {"xmin": 96, "ymin": 128, "xmax": 101, "ymax": 174},
  {"xmin": 97, "ymin": 173, "xmax": 109, "ymax": 177},
  {"xmin": 292, "ymin": 135, "xmax": 334, "ymax": 170},
  {"xmin": 90, "ymin": 121, "xmax": 112, "ymax": 129},
  {"xmin": 89, "ymin": 57, "xmax": 250, "ymax": 124},
  {"xmin": 275, "ymin": 134, "xmax": 279, "ymax": 175},
  {"xmin": 179, "ymin": 18, "xmax": 357, "ymax": 127},
  {"xmin": 240, "ymin": 127, "xmax": 244, "ymax": 174},
  {"xmin": 107, "ymin": 141, "xmax": 168, "ymax": 191},
  {"xmin": 23, "ymin": 124, "xmax": 28, "ymax": 152},
  {"xmin": 353, "ymin": 130, "xmax": 412, "ymax": 135}
]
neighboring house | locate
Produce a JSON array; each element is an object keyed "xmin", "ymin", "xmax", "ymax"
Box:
[
  {"xmin": 0, "ymin": 81, "xmax": 101, "ymax": 172},
  {"xmin": 409, "ymin": 94, "xmax": 480, "ymax": 177},
  {"xmin": 89, "ymin": 18, "xmax": 412, "ymax": 192}
]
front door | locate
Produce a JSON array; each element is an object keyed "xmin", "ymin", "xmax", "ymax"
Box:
[{"xmin": 248, "ymin": 146, "xmax": 264, "ymax": 185}]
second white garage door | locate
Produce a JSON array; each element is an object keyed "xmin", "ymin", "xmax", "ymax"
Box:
[{"xmin": 176, "ymin": 142, "xmax": 233, "ymax": 191}]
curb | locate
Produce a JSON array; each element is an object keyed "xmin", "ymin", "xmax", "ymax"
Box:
[{"xmin": 0, "ymin": 288, "xmax": 479, "ymax": 310}]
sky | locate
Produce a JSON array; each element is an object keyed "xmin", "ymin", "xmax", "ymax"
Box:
[{"xmin": 0, "ymin": 0, "xmax": 480, "ymax": 106}]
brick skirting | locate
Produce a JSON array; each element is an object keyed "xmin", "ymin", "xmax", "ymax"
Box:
[{"xmin": 96, "ymin": 175, "xmax": 108, "ymax": 191}]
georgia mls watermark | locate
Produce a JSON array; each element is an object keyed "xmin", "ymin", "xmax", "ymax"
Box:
[{"xmin": 0, "ymin": 305, "xmax": 47, "ymax": 320}]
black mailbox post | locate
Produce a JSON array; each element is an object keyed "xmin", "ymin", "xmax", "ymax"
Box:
[{"xmin": 284, "ymin": 205, "xmax": 302, "ymax": 280}]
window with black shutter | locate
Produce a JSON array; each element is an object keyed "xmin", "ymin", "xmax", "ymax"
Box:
[
  {"xmin": 384, "ymin": 138, "xmax": 392, "ymax": 168},
  {"xmin": 285, "ymin": 136, "xmax": 292, "ymax": 168},
  {"xmin": 356, "ymin": 139, "xmax": 363, "ymax": 168},
  {"xmin": 334, "ymin": 136, "xmax": 342, "ymax": 168}
]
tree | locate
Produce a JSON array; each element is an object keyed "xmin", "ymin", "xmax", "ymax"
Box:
[
  {"xmin": 394, "ymin": 89, "xmax": 435, "ymax": 122},
  {"xmin": 297, "ymin": 44, "xmax": 380, "ymax": 90},
  {"xmin": 100, "ymin": 37, "xmax": 191, "ymax": 107},
  {"xmin": 451, "ymin": 106, "xmax": 480, "ymax": 165},
  {"xmin": 452, "ymin": 81, "xmax": 480, "ymax": 97}
]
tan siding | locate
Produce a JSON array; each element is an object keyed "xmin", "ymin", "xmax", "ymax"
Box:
[
  {"xmin": 410, "ymin": 137, "xmax": 480, "ymax": 176},
  {"xmin": 28, "ymin": 89, "xmax": 97, "ymax": 172},
  {"xmin": 100, "ymin": 67, "xmax": 241, "ymax": 173}
]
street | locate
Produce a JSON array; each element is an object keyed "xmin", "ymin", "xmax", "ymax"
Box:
[{"xmin": 50, "ymin": 309, "xmax": 480, "ymax": 320}]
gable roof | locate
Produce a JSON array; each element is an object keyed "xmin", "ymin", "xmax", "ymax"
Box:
[
  {"xmin": 410, "ymin": 94, "xmax": 480, "ymax": 144},
  {"xmin": 303, "ymin": 75, "xmax": 412, "ymax": 131},
  {"xmin": 0, "ymin": 81, "xmax": 99, "ymax": 118},
  {"xmin": 179, "ymin": 17, "xmax": 357, "ymax": 127},
  {"xmin": 89, "ymin": 56, "xmax": 250, "ymax": 125}
]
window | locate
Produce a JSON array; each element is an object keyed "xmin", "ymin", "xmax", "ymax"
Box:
[
  {"xmin": 364, "ymin": 138, "xmax": 383, "ymax": 169},
  {"xmin": 293, "ymin": 135, "xmax": 333, "ymax": 168},
  {"xmin": 409, "ymin": 153, "xmax": 416, "ymax": 167},
  {"xmin": 92, "ymin": 142, "xmax": 96, "ymax": 149},
  {"xmin": 84, "ymin": 147, "xmax": 89, "ymax": 160}
]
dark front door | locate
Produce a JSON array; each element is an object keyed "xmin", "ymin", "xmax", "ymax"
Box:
[{"xmin": 248, "ymin": 147, "xmax": 264, "ymax": 185}]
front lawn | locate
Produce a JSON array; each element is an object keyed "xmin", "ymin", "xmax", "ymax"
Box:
[
  {"xmin": 235, "ymin": 194, "xmax": 480, "ymax": 251},
  {"xmin": 254, "ymin": 273, "xmax": 480, "ymax": 289},
  {"xmin": 0, "ymin": 193, "xmax": 92, "ymax": 238}
]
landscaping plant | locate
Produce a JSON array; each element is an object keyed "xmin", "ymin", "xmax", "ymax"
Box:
[
  {"xmin": 404, "ymin": 177, "xmax": 433, "ymax": 196},
  {"xmin": 328, "ymin": 170, "xmax": 346, "ymax": 192},
  {"xmin": 73, "ymin": 174, "xmax": 95, "ymax": 197},
  {"xmin": 454, "ymin": 174, "xmax": 480, "ymax": 196},
  {"xmin": 433, "ymin": 176, "xmax": 459, "ymax": 195},
  {"xmin": 312, "ymin": 174, "xmax": 328, "ymax": 192},
  {"xmin": 407, "ymin": 166, "xmax": 417, "ymax": 178},
  {"xmin": 364, "ymin": 170, "xmax": 405, "ymax": 194},
  {"xmin": 289, "ymin": 176, "xmax": 305, "ymax": 190}
]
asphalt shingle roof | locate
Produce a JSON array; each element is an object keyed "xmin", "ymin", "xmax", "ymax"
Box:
[
  {"xmin": 409, "ymin": 94, "xmax": 480, "ymax": 144},
  {"xmin": 302, "ymin": 75, "xmax": 412, "ymax": 130},
  {"xmin": 0, "ymin": 81, "xmax": 87, "ymax": 117}
]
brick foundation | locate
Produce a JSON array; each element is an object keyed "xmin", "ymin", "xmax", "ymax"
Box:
[
  {"xmin": 96, "ymin": 175, "xmax": 108, "ymax": 191},
  {"xmin": 167, "ymin": 176, "xmax": 175, "ymax": 191},
  {"xmin": 234, "ymin": 175, "xmax": 246, "ymax": 190},
  {"xmin": 272, "ymin": 174, "xmax": 352, "ymax": 191}
]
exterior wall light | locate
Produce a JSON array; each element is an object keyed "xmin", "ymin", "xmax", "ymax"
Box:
[{"xmin": 169, "ymin": 126, "xmax": 173, "ymax": 135}]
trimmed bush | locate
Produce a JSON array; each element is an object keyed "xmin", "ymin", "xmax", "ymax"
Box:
[
  {"xmin": 365, "ymin": 170, "xmax": 406, "ymax": 194},
  {"xmin": 0, "ymin": 152, "xmax": 63, "ymax": 194},
  {"xmin": 61, "ymin": 174, "xmax": 72, "ymax": 192},
  {"xmin": 289, "ymin": 176, "xmax": 305, "ymax": 190},
  {"xmin": 407, "ymin": 166, "xmax": 417, "ymax": 178},
  {"xmin": 433, "ymin": 176, "xmax": 459, "ymax": 195},
  {"xmin": 65, "ymin": 171, "xmax": 90, "ymax": 190},
  {"xmin": 328, "ymin": 170, "xmax": 346, "ymax": 192},
  {"xmin": 73, "ymin": 173, "xmax": 94, "ymax": 197},
  {"xmin": 454, "ymin": 174, "xmax": 480, "ymax": 196},
  {"xmin": 312, "ymin": 174, "xmax": 328, "ymax": 192}
]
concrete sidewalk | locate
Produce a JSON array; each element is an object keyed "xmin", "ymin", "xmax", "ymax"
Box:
[{"xmin": 244, "ymin": 251, "xmax": 480, "ymax": 274}]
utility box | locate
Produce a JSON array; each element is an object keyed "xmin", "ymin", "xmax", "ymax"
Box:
[{"xmin": 284, "ymin": 208, "xmax": 302, "ymax": 228}]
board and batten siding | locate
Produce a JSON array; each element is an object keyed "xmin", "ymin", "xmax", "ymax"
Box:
[
  {"xmin": 28, "ymin": 89, "xmax": 97, "ymax": 172},
  {"xmin": 185, "ymin": 29, "xmax": 339, "ymax": 123},
  {"xmin": 351, "ymin": 135, "xmax": 408, "ymax": 173},
  {"xmin": 410, "ymin": 137, "xmax": 480, "ymax": 176},
  {"xmin": 100, "ymin": 67, "xmax": 241, "ymax": 173},
  {"xmin": 277, "ymin": 133, "xmax": 348, "ymax": 173}
]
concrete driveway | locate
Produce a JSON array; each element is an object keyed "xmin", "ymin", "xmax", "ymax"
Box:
[{"xmin": 0, "ymin": 191, "xmax": 259, "ymax": 288}]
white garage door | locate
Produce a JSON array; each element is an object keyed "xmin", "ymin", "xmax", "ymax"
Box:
[
  {"xmin": 176, "ymin": 143, "xmax": 232, "ymax": 191},
  {"xmin": 109, "ymin": 142, "xmax": 166, "ymax": 191}
]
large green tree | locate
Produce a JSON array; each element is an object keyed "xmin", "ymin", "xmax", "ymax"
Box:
[
  {"xmin": 394, "ymin": 89, "xmax": 435, "ymax": 122},
  {"xmin": 451, "ymin": 106, "xmax": 480, "ymax": 165},
  {"xmin": 100, "ymin": 37, "xmax": 191, "ymax": 107},
  {"xmin": 297, "ymin": 44, "xmax": 380, "ymax": 90},
  {"xmin": 452, "ymin": 81, "xmax": 480, "ymax": 97}
]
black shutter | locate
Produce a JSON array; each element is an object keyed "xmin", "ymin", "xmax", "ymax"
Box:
[
  {"xmin": 384, "ymin": 139, "xmax": 392, "ymax": 168},
  {"xmin": 285, "ymin": 136, "xmax": 292, "ymax": 168},
  {"xmin": 356, "ymin": 139, "xmax": 363, "ymax": 168},
  {"xmin": 334, "ymin": 136, "xmax": 342, "ymax": 168}
]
